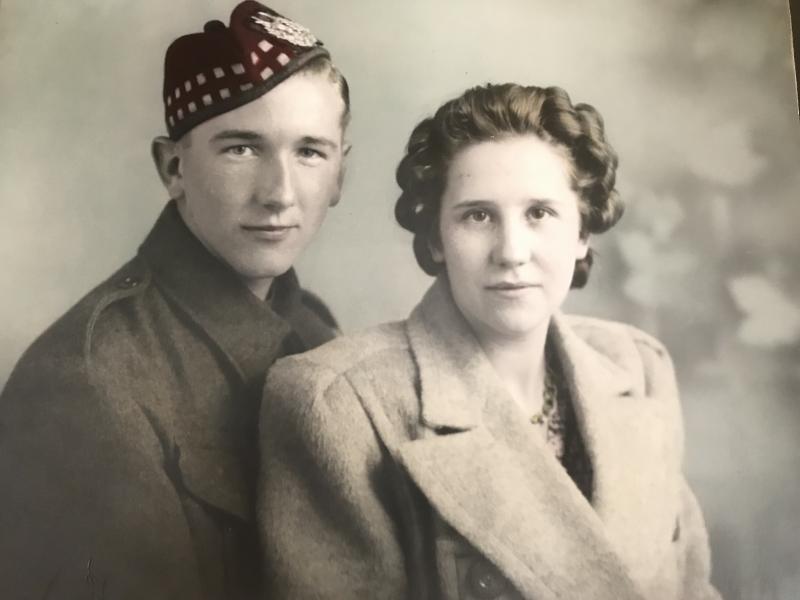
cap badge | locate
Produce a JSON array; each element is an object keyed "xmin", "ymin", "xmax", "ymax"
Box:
[{"xmin": 250, "ymin": 11, "xmax": 318, "ymax": 47}]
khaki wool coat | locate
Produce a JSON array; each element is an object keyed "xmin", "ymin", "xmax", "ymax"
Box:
[
  {"xmin": 258, "ymin": 277, "xmax": 721, "ymax": 600},
  {"xmin": 0, "ymin": 202, "xmax": 337, "ymax": 600}
]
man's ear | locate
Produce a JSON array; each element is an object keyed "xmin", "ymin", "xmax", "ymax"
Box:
[
  {"xmin": 151, "ymin": 136, "xmax": 184, "ymax": 200},
  {"xmin": 329, "ymin": 143, "xmax": 352, "ymax": 208}
]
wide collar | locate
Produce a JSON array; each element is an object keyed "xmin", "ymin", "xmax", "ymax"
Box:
[
  {"xmin": 138, "ymin": 201, "xmax": 297, "ymax": 385},
  {"xmin": 406, "ymin": 277, "xmax": 633, "ymax": 431},
  {"xmin": 400, "ymin": 278, "xmax": 672, "ymax": 598}
]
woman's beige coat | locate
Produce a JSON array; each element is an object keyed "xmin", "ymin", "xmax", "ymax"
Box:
[{"xmin": 258, "ymin": 279, "xmax": 720, "ymax": 600}]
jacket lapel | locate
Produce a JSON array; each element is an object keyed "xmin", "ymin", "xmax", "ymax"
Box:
[
  {"xmin": 551, "ymin": 316, "xmax": 680, "ymax": 584},
  {"xmin": 139, "ymin": 201, "xmax": 292, "ymax": 386},
  {"xmin": 398, "ymin": 279, "xmax": 648, "ymax": 599}
]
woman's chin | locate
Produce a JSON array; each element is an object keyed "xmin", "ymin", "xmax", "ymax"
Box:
[{"xmin": 472, "ymin": 311, "xmax": 552, "ymax": 343}]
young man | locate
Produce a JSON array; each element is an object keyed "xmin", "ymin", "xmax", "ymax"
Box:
[{"xmin": 0, "ymin": 2, "xmax": 348, "ymax": 598}]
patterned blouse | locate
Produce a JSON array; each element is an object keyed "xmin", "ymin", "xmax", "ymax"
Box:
[{"xmin": 533, "ymin": 340, "xmax": 594, "ymax": 502}]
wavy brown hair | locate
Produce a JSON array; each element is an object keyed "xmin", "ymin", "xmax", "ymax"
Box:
[{"xmin": 395, "ymin": 83, "xmax": 622, "ymax": 288}]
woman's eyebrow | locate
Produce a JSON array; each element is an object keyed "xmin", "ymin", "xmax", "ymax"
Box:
[
  {"xmin": 451, "ymin": 198, "xmax": 555, "ymax": 209},
  {"xmin": 450, "ymin": 199, "xmax": 495, "ymax": 209}
]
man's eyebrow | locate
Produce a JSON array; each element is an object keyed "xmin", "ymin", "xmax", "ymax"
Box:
[
  {"xmin": 209, "ymin": 130, "xmax": 263, "ymax": 142},
  {"xmin": 300, "ymin": 136, "xmax": 339, "ymax": 150}
]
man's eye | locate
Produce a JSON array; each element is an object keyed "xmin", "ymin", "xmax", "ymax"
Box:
[
  {"xmin": 225, "ymin": 145, "xmax": 255, "ymax": 157},
  {"xmin": 298, "ymin": 147, "xmax": 325, "ymax": 160}
]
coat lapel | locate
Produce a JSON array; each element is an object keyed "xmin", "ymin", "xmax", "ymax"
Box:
[
  {"xmin": 398, "ymin": 279, "xmax": 650, "ymax": 599},
  {"xmin": 551, "ymin": 316, "xmax": 680, "ymax": 584}
]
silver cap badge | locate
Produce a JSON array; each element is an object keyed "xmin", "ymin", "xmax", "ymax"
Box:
[{"xmin": 251, "ymin": 11, "xmax": 318, "ymax": 47}]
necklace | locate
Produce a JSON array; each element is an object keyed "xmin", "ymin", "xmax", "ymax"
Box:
[
  {"xmin": 530, "ymin": 367, "xmax": 557, "ymax": 426},
  {"xmin": 530, "ymin": 364, "xmax": 565, "ymax": 459}
]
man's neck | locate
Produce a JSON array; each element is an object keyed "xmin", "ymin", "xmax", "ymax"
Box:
[{"xmin": 243, "ymin": 276, "xmax": 275, "ymax": 301}]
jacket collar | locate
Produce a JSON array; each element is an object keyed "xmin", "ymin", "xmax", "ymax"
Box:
[
  {"xmin": 407, "ymin": 278, "xmax": 489, "ymax": 430},
  {"xmin": 401, "ymin": 278, "xmax": 659, "ymax": 598},
  {"xmin": 407, "ymin": 277, "xmax": 634, "ymax": 432},
  {"xmin": 138, "ymin": 201, "xmax": 294, "ymax": 385}
]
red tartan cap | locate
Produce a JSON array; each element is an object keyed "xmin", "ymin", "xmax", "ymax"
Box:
[{"xmin": 162, "ymin": 1, "xmax": 329, "ymax": 140}]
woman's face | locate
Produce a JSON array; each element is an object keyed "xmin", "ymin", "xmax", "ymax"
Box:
[{"xmin": 434, "ymin": 134, "xmax": 588, "ymax": 345}]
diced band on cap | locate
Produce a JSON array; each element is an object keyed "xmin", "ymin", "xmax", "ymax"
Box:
[{"xmin": 162, "ymin": 0, "xmax": 329, "ymax": 140}]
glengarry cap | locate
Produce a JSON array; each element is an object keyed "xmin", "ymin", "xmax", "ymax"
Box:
[{"xmin": 162, "ymin": 1, "xmax": 329, "ymax": 140}]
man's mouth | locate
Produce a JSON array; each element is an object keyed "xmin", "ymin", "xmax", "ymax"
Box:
[
  {"xmin": 241, "ymin": 222, "xmax": 298, "ymax": 230},
  {"xmin": 241, "ymin": 223, "xmax": 298, "ymax": 240}
]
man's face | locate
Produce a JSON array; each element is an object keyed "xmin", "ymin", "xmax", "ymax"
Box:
[{"xmin": 173, "ymin": 70, "xmax": 346, "ymax": 298}]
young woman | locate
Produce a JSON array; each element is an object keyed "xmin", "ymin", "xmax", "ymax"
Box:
[{"xmin": 257, "ymin": 84, "xmax": 720, "ymax": 600}]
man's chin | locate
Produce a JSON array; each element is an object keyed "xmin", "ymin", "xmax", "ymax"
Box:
[
  {"xmin": 238, "ymin": 265, "xmax": 291, "ymax": 281},
  {"xmin": 229, "ymin": 251, "xmax": 296, "ymax": 278}
]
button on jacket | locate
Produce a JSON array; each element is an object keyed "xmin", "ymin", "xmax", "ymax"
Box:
[
  {"xmin": 0, "ymin": 201, "xmax": 337, "ymax": 599},
  {"xmin": 258, "ymin": 277, "xmax": 721, "ymax": 600}
]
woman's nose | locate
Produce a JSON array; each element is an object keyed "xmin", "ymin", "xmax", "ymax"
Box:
[{"xmin": 492, "ymin": 220, "xmax": 530, "ymax": 267}]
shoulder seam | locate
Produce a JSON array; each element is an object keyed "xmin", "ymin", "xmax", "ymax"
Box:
[
  {"xmin": 568, "ymin": 315, "xmax": 666, "ymax": 353},
  {"xmin": 84, "ymin": 264, "xmax": 153, "ymax": 372},
  {"xmin": 625, "ymin": 324, "xmax": 668, "ymax": 357},
  {"xmin": 286, "ymin": 334, "xmax": 409, "ymax": 379}
]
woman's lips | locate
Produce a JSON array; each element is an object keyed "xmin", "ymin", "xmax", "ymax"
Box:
[
  {"xmin": 485, "ymin": 282, "xmax": 539, "ymax": 297},
  {"xmin": 486, "ymin": 281, "xmax": 537, "ymax": 290}
]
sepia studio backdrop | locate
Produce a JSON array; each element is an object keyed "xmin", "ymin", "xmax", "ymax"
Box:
[{"xmin": 1, "ymin": 0, "xmax": 798, "ymax": 597}]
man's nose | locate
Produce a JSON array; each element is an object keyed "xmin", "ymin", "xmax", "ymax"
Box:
[
  {"xmin": 492, "ymin": 220, "xmax": 531, "ymax": 267},
  {"xmin": 256, "ymin": 157, "xmax": 296, "ymax": 210}
]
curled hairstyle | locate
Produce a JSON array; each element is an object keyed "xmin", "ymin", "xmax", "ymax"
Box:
[{"xmin": 394, "ymin": 83, "xmax": 623, "ymax": 288}]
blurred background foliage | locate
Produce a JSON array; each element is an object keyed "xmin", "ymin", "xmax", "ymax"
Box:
[
  {"xmin": 1, "ymin": 1, "xmax": 798, "ymax": 597},
  {"xmin": 564, "ymin": 3, "xmax": 800, "ymax": 597}
]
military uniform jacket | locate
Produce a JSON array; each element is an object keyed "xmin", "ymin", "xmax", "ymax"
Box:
[
  {"xmin": 0, "ymin": 201, "xmax": 337, "ymax": 599},
  {"xmin": 258, "ymin": 277, "xmax": 721, "ymax": 600}
]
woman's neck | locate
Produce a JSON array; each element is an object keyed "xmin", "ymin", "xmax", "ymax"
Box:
[{"xmin": 476, "ymin": 323, "xmax": 550, "ymax": 415}]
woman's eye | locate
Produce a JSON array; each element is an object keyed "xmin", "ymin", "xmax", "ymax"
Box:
[
  {"xmin": 465, "ymin": 209, "xmax": 490, "ymax": 223},
  {"xmin": 528, "ymin": 207, "xmax": 551, "ymax": 221}
]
